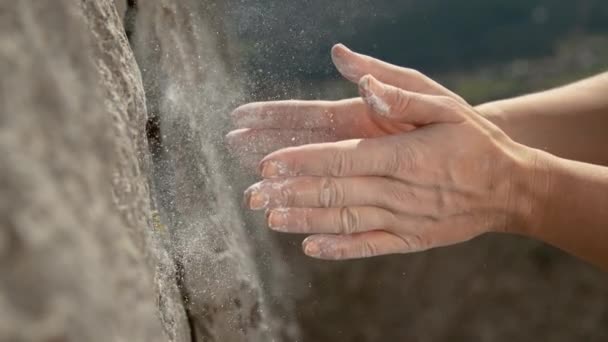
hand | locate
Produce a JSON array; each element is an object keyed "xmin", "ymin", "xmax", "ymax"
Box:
[
  {"xmin": 226, "ymin": 44, "xmax": 465, "ymax": 168},
  {"xmin": 242, "ymin": 75, "xmax": 537, "ymax": 260}
]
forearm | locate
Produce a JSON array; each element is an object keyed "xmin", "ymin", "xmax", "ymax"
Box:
[
  {"xmin": 522, "ymin": 150, "xmax": 608, "ymax": 270},
  {"xmin": 478, "ymin": 73, "xmax": 608, "ymax": 165}
]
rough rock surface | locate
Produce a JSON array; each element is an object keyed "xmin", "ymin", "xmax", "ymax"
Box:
[
  {"xmin": 131, "ymin": 1, "xmax": 299, "ymax": 341},
  {"xmin": 0, "ymin": 0, "xmax": 188, "ymax": 341},
  {"xmin": 114, "ymin": 0, "xmax": 127, "ymax": 20}
]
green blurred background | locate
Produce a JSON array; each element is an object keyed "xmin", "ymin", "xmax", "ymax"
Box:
[{"xmin": 228, "ymin": 0, "xmax": 608, "ymax": 104}]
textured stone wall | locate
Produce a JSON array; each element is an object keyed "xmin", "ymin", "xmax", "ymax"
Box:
[
  {"xmin": 0, "ymin": 0, "xmax": 296, "ymax": 341},
  {"xmin": 131, "ymin": 1, "xmax": 299, "ymax": 340},
  {"xmin": 0, "ymin": 0, "xmax": 188, "ymax": 340}
]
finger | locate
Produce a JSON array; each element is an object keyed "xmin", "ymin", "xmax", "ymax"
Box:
[
  {"xmin": 266, "ymin": 207, "xmax": 396, "ymax": 234},
  {"xmin": 244, "ymin": 176, "xmax": 408, "ymax": 210},
  {"xmin": 232, "ymin": 100, "xmax": 339, "ymax": 129},
  {"xmin": 226, "ymin": 128, "xmax": 338, "ymax": 156},
  {"xmin": 359, "ymin": 75, "xmax": 465, "ymax": 125},
  {"xmin": 259, "ymin": 136, "xmax": 407, "ymax": 178},
  {"xmin": 301, "ymin": 231, "xmax": 412, "ymax": 260},
  {"xmin": 231, "ymin": 99, "xmax": 379, "ymax": 138},
  {"xmin": 331, "ymin": 44, "xmax": 466, "ymax": 104}
]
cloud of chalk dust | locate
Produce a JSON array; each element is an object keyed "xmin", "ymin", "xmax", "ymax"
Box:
[
  {"xmin": 131, "ymin": 0, "xmax": 394, "ymax": 339},
  {"xmin": 230, "ymin": 0, "xmax": 395, "ymax": 100},
  {"xmin": 130, "ymin": 0, "xmax": 302, "ymax": 340},
  {"xmin": 132, "ymin": 1, "xmax": 608, "ymax": 341}
]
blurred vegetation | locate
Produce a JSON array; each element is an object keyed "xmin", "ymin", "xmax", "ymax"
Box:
[
  {"xmin": 226, "ymin": 0, "xmax": 608, "ymax": 102},
  {"xmin": 349, "ymin": 0, "xmax": 608, "ymax": 74},
  {"xmin": 441, "ymin": 35, "xmax": 608, "ymax": 103}
]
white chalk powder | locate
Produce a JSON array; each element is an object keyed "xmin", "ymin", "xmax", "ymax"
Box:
[{"xmin": 365, "ymin": 93, "xmax": 391, "ymax": 116}]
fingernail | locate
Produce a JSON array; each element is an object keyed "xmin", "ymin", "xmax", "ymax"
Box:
[
  {"xmin": 303, "ymin": 241, "xmax": 321, "ymax": 258},
  {"xmin": 260, "ymin": 160, "xmax": 288, "ymax": 178},
  {"xmin": 332, "ymin": 44, "xmax": 363, "ymax": 82},
  {"xmin": 268, "ymin": 209, "xmax": 289, "ymax": 232},
  {"xmin": 244, "ymin": 185, "xmax": 269, "ymax": 210},
  {"xmin": 332, "ymin": 43, "xmax": 351, "ymax": 57}
]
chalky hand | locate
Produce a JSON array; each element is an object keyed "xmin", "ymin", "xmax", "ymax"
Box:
[{"xmin": 241, "ymin": 75, "xmax": 535, "ymax": 260}]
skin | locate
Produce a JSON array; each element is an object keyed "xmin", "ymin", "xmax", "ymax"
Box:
[
  {"xmin": 227, "ymin": 44, "xmax": 608, "ymax": 270},
  {"xmin": 478, "ymin": 73, "xmax": 608, "ymax": 166}
]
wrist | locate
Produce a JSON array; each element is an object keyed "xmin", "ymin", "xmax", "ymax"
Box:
[{"xmin": 505, "ymin": 145, "xmax": 553, "ymax": 237}]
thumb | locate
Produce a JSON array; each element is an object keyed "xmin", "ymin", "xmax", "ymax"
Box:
[
  {"xmin": 359, "ymin": 75, "xmax": 464, "ymax": 126},
  {"xmin": 331, "ymin": 43, "xmax": 466, "ymax": 104}
]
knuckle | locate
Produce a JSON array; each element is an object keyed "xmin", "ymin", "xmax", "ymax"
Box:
[
  {"xmin": 387, "ymin": 145, "xmax": 404, "ymax": 175},
  {"xmin": 339, "ymin": 207, "xmax": 360, "ymax": 234},
  {"xmin": 387, "ymin": 182, "xmax": 417, "ymax": 206},
  {"xmin": 438, "ymin": 95, "xmax": 457, "ymax": 106},
  {"xmin": 328, "ymin": 150, "xmax": 351, "ymax": 176},
  {"xmin": 437, "ymin": 95, "xmax": 463, "ymax": 114},
  {"xmin": 392, "ymin": 89, "xmax": 413, "ymax": 113},
  {"xmin": 394, "ymin": 143, "xmax": 419, "ymax": 174},
  {"xmin": 303, "ymin": 209, "xmax": 315, "ymax": 233},
  {"xmin": 400, "ymin": 234, "xmax": 429, "ymax": 252},
  {"xmin": 432, "ymin": 188, "xmax": 448, "ymax": 216},
  {"xmin": 280, "ymin": 181, "xmax": 296, "ymax": 207},
  {"xmin": 361, "ymin": 240, "xmax": 379, "ymax": 258},
  {"xmin": 319, "ymin": 177, "xmax": 343, "ymax": 208},
  {"xmin": 333, "ymin": 246, "xmax": 349, "ymax": 260}
]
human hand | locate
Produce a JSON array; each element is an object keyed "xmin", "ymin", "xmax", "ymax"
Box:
[
  {"xmin": 226, "ymin": 44, "xmax": 465, "ymax": 168},
  {"xmin": 242, "ymin": 75, "xmax": 537, "ymax": 260}
]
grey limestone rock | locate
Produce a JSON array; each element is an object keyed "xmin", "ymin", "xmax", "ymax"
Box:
[
  {"xmin": 131, "ymin": 1, "xmax": 300, "ymax": 340},
  {"xmin": 0, "ymin": 0, "xmax": 188, "ymax": 341}
]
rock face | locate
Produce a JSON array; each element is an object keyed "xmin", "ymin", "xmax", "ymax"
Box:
[
  {"xmin": 0, "ymin": 0, "xmax": 188, "ymax": 341},
  {"xmin": 131, "ymin": 1, "xmax": 299, "ymax": 340},
  {"xmin": 0, "ymin": 0, "xmax": 296, "ymax": 341}
]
